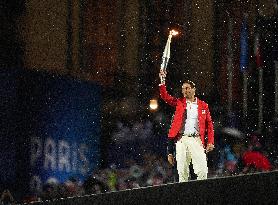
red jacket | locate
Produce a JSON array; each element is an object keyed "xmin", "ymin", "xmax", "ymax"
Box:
[
  {"xmin": 159, "ymin": 84, "xmax": 214, "ymax": 146},
  {"xmin": 242, "ymin": 151, "xmax": 272, "ymax": 171}
]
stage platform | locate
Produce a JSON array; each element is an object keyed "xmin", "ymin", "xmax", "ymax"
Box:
[{"xmin": 31, "ymin": 171, "xmax": 278, "ymax": 205}]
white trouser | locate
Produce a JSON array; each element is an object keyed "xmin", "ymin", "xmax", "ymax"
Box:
[{"xmin": 175, "ymin": 135, "xmax": 208, "ymax": 182}]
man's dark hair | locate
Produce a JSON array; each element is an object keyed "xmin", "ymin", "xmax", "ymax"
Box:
[{"xmin": 183, "ymin": 80, "xmax": 196, "ymax": 89}]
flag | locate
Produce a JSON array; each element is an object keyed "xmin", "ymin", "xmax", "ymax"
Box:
[
  {"xmin": 254, "ymin": 33, "xmax": 263, "ymax": 68},
  {"xmin": 254, "ymin": 32, "xmax": 264, "ymax": 130},
  {"xmin": 272, "ymin": 34, "xmax": 278, "ymax": 62},
  {"xmin": 240, "ymin": 16, "xmax": 249, "ymax": 73}
]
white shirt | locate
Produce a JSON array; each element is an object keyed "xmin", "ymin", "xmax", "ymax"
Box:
[{"xmin": 183, "ymin": 98, "xmax": 199, "ymax": 135}]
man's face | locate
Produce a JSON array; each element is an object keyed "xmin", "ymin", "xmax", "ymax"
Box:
[{"xmin": 182, "ymin": 83, "xmax": 195, "ymax": 98}]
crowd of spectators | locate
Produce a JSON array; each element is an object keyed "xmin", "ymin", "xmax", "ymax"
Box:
[
  {"xmin": 213, "ymin": 132, "xmax": 277, "ymax": 177},
  {"xmin": 2, "ymin": 119, "xmax": 278, "ymax": 204},
  {"xmin": 24, "ymin": 132, "xmax": 277, "ymax": 203}
]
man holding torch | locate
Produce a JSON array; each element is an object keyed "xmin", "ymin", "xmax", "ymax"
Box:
[{"xmin": 158, "ymin": 30, "xmax": 214, "ymax": 182}]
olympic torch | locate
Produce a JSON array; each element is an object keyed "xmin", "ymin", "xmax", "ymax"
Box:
[{"xmin": 160, "ymin": 30, "xmax": 179, "ymax": 82}]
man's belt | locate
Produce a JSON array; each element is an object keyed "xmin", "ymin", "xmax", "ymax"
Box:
[{"xmin": 186, "ymin": 133, "xmax": 199, "ymax": 138}]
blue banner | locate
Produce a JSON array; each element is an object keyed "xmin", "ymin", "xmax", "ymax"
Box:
[
  {"xmin": 240, "ymin": 16, "xmax": 249, "ymax": 73},
  {"xmin": 0, "ymin": 69, "xmax": 102, "ymax": 196}
]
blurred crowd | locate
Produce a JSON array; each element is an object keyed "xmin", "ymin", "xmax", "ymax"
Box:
[
  {"xmin": 1, "ymin": 119, "xmax": 278, "ymax": 204},
  {"xmin": 12, "ymin": 152, "xmax": 174, "ymax": 203},
  {"xmin": 213, "ymin": 133, "xmax": 277, "ymax": 177},
  {"xmin": 21, "ymin": 131, "xmax": 277, "ymax": 203}
]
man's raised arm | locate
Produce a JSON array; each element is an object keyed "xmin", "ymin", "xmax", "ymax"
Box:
[{"xmin": 158, "ymin": 69, "xmax": 177, "ymax": 107}]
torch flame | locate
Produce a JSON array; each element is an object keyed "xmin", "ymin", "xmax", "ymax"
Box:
[{"xmin": 170, "ymin": 30, "xmax": 179, "ymax": 36}]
